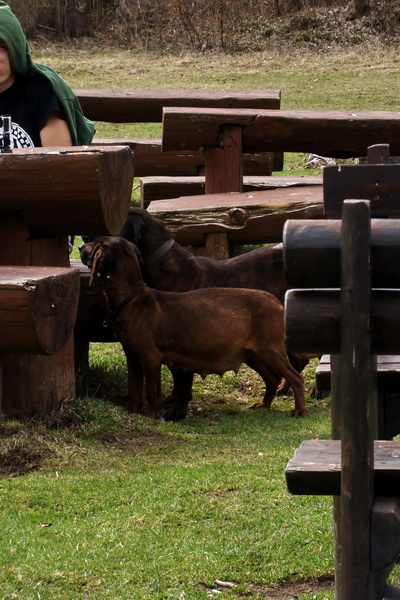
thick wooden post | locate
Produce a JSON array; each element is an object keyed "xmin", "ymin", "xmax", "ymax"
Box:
[
  {"xmin": 203, "ymin": 124, "xmax": 243, "ymax": 258},
  {"xmin": 338, "ymin": 200, "xmax": 378, "ymax": 600}
]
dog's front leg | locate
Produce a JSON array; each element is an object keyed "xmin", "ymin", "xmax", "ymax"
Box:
[
  {"xmin": 142, "ymin": 359, "xmax": 163, "ymax": 419},
  {"xmin": 124, "ymin": 348, "xmax": 144, "ymax": 414}
]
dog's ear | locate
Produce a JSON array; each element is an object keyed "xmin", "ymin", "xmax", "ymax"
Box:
[
  {"xmin": 122, "ymin": 240, "xmax": 145, "ymax": 272},
  {"xmin": 88, "ymin": 242, "xmax": 111, "ymax": 287},
  {"xmin": 120, "ymin": 213, "xmax": 144, "ymax": 244}
]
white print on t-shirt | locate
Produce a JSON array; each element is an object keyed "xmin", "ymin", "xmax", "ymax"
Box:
[{"xmin": 10, "ymin": 121, "xmax": 34, "ymax": 148}]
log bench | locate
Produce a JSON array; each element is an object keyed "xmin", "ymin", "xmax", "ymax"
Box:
[
  {"xmin": 301, "ymin": 145, "xmax": 400, "ymax": 439},
  {"xmin": 0, "ymin": 266, "xmax": 80, "ymax": 417},
  {"xmin": 153, "ymin": 109, "xmax": 400, "ymax": 258},
  {"xmin": 140, "ymin": 174, "xmax": 323, "ymax": 208},
  {"xmin": 0, "ymin": 145, "xmax": 133, "ymax": 417},
  {"xmin": 0, "ymin": 266, "xmax": 79, "ymax": 355},
  {"xmin": 74, "ymin": 88, "xmax": 283, "ymax": 182},
  {"xmin": 283, "ymin": 161, "xmax": 400, "ymax": 598}
]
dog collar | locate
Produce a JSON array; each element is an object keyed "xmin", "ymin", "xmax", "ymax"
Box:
[
  {"xmin": 103, "ymin": 293, "xmax": 136, "ymax": 327},
  {"xmin": 145, "ymin": 239, "xmax": 174, "ymax": 267}
]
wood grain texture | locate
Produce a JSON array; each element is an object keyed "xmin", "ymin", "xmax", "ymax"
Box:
[{"xmin": 162, "ymin": 108, "xmax": 400, "ymax": 157}]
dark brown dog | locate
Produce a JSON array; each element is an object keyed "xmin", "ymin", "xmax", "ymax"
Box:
[
  {"xmin": 117, "ymin": 208, "xmax": 287, "ymax": 299},
  {"xmin": 80, "ymin": 236, "xmax": 306, "ymax": 420},
  {"xmin": 117, "ymin": 208, "xmax": 311, "ymax": 393}
]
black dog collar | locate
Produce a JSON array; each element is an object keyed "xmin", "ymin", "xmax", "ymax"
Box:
[
  {"xmin": 103, "ymin": 293, "xmax": 136, "ymax": 327},
  {"xmin": 145, "ymin": 239, "xmax": 174, "ymax": 267}
]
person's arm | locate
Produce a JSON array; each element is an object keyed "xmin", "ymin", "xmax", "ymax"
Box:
[{"xmin": 40, "ymin": 111, "xmax": 72, "ymax": 146}]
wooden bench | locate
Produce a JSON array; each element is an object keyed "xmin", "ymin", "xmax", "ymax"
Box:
[
  {"xmin": 74, "ymin": 88, "xmax": 283, "ymax": 181},
  {"xmin": 0, "ymin": 266, "xmax": 79, "ymax": 355},
  {"xmin": 0, "ymin": 145, "xmax": 134, "ymax": 417},
  {"xmin": 283, "ymin": 165, "xmax": 400, "ymax": 598},
  {"xmin": 0, "ymin": 266, "xmax": 80, "ymax": 417},
  {"xmin": 150, "ymin": 109, "xmax": 400, "ymax": 258},
  {"xmin": 140, "ymin": 174, "xmax": 323, "ymax": 207}
]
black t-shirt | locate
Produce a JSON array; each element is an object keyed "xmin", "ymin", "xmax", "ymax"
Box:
[{"xmin": 0, "ymin": 74, "xmax": 65, "ymax": 148}]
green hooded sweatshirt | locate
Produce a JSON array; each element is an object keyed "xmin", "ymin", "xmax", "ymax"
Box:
[{"xmin": 0, "ymin": 1, "xmax": 95, "ymax": 145}]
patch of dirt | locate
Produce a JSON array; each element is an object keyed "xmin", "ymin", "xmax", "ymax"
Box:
[
  {"xmin": 207, "ymin": 574, "xmax": 334, "ymax": 598},
  {"xmin": 0, "ymin": 443, "xmax": 49, "ymax": 477},
  {"xmin": 248, "ymin": 574, "xmax": 334, "ymax": 598}
]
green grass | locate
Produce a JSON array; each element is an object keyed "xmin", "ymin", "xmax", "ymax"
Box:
[
  {"xmin": 1, "ymin": 355, "xmax": 336, "ymax": 600},
  {"xmin": 1, "ymin": 45, "xmax": 400, "ymax": 598}
]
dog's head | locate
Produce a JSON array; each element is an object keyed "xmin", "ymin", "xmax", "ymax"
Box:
[{"xmin": 79, "ymin": 236, "xmax": 144, "ymax": 287}]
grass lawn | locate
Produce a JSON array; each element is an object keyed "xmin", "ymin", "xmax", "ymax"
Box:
[{"xmin": 1, "ymin": 43, "xmax": 400, "ymax": 599}]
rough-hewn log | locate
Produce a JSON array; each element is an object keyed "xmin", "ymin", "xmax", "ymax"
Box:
[
  {"xmin": 74, "ymin": 89, "xmax": 281, "ymax": 122},
  {"xmin": 90, "ymin": 137, "xmax": 279, "ymax": 176},
  {"xmin": 284, "ymin": 218, "xmax": 400, "ymax": 289},
  {"xmin": 285, "ymin": 289, "xmax": 400, "ymax": 355},
  {"xmin": 0, "ymin": 266, "xmax": 79, "ymax": 354},
  {"xmin": 0, "ymin": 146, "xmax": 134, "ymax": 236},
  {"xmin": 162, "ymin": 108, "xmax": 400, "ymax": 158},
  {"xmin": 140, "ymin": 175, "xmax": 322, "ymax": 206},
  {"xmin": 148, "ymin": 186, "xmax": 324, "ymax": 245}
]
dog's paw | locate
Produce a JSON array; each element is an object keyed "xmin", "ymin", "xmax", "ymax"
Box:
[
  {"xmin": 163, "ymin": 407, "xmax": 188, "ymax": 421},
  {"xmin": 290, "ymin": 408, "xmax": 308, "ymax": 417},
  {"xmin": 249, "ymin": 401, "xmax": 271, "ymax": 410}
]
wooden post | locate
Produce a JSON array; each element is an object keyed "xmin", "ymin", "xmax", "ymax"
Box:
[
  {"xmin": 339, "ymin": 199, "xmax": 378, "ymax": 600},
  {"xmin": 203, "ymin": 124, "xmax": 243, "ymax": 258}
]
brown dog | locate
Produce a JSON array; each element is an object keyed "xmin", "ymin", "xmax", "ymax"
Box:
[
  {"xmin": 83, "ymin": 208, "xmax": 311, "ymax": 397},
  {"xmin": 80, "ymin": 236, "xmax": 306, "ymax": 420}
]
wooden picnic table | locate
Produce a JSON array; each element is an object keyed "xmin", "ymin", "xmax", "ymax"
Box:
[{"xmin": 0, "ymin": 145, "xmax": 133, "ymax": 417}]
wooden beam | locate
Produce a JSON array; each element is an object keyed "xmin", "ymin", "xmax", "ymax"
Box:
[
  {"xmin": 74, "ymin": 89, "xmax": 281, "ymax": 122},
  {"xmin": 148, "ymin": 186, "xmax": 324, "ymax": 246},
  {"xmin": 0, "ymin": 146, "xmax": 134, "ymax": 236},
  {"xmin": 140, "ymin": 174, "xmax": 323, "ymax": 206},
  {"xmin": 285, "ymin": 440, "xmax": 400, "ymax": 496},
  {"xmin": 162, "ymin": 108, "xmax": 400, "ymax": 157}
]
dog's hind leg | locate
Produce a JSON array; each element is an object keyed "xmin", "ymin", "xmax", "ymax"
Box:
[
  {"xmin": 163, "ymin": 370, "xmax": 194, "ymax": 421},
  {"xmin": 276, "ymin": 353, "xmax": 309, "ymax": 396},
  {"xmin": 245, "ymin": 356, "xmax": 281, "ymax": 410},
  {"xmin": 124, "ymin": 348, "xmax": 144, "ymax": 414},
  {"xmin": 247, "ymin": 352, "xmax": 307, "ymax": 417},
  {"xmin": 265, "ymin": 352, "xmax": 307, "ymax": 417}
]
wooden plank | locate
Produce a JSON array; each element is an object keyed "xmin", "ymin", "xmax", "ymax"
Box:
[
  {"xmin": 140, "ymin": 174, "xmax": 323, "ymax": 206},
  {"xmin": 148, "ymin": 186, "xmax": 324, "ymax": 245},
  {"xmin": 162, "ymin": 108, "xmax": 400, "ymax": 157},
  {"xmin": 324, "ymin": 164, "xmax": 400, "ymax": 217},
  {"xmin": 92, "ymin": 137, "xmax": 278, "ymax": 176},
  {"xmin": 285, "ymin": 440, "xmax": 400, "ymax": 496},
  {"xmin": 74, "ymin": 89, "xmax": 281, "ymax": 122},
  {"xmin": 0, "ymin": 266, "xmax": 79, "ymax": 354},
  {"xmin": 317, "ymin": 355, "xmax": 400, "ymax": 393},
  {"xmin": 0, "ymin": 146, "xmax": 134, "ymax": 236}
]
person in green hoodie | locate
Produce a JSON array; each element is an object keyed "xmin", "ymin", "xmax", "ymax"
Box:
[{"xmin": 0, "ymin": 1, "xmax": 94, "ymax": 148}]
